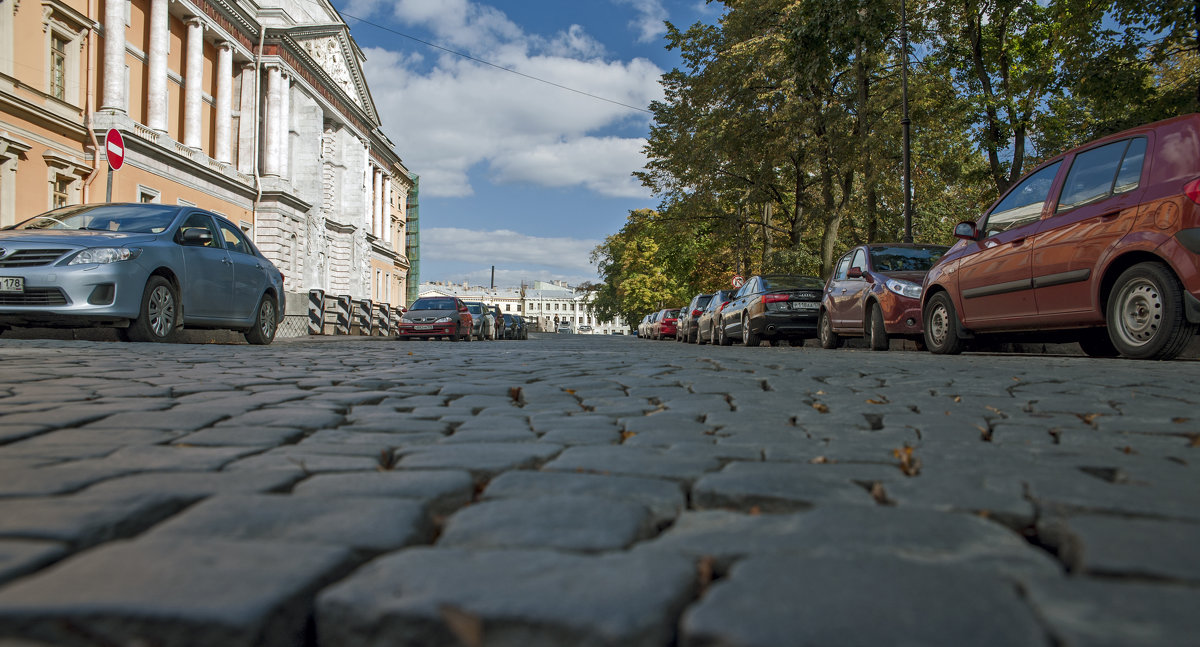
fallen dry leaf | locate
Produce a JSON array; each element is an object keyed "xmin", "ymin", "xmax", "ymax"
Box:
[
  {"xmin": 439, "ymin": 605, "xmax": 483, "ymax": 647},
  {"xmin": 812, "ymin": 402, "xmax": 830, "ymax": 414},
  {"xmin": 868, "ymin": 481, "xmax": 893, "ymax": 505},
  {"xmin": 620, "ymin": 431, "xmax": 637, "ymax": 442},
  {"xmin": 696, "ymin": 556, "xmax": 716, "ymax": 593},
  {"xmin": 508, "ymin": 387, "xmax": 523, "ymax": 403},
  {"xmin": 1121, "ymin": 445, "xmax": 1137, "ymax": 455},
  {"xmin": 564, "ymin": 389, "xmax": 576, "ymax": 395},
  {"xmin": 1190, "ymin": 435, "xmax": 1200, "ymax": 448},
  {"xmin": 809, "ymin": 456, "xmax": 831, "ymax": 464},
  {"xmin": 866, "ymin": 397, "xmax": 888, "ymax": 405},
  {"xmin": 1173, "ymin": 417, "xmax": 1190, "ymax": 424},
  {"xmin": 953, "ymin": 396, "xmax": 962, "ymax": 403},
  {"xmin": 748, "ymin": 505, "xmax": 762, "ymax": 516},
  {"xmin": 892, "ymin": 445, "xmax": 922, "ymax": 476}
]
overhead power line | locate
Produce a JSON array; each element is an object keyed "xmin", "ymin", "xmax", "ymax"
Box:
[{"xmin": 338, "ymin": 10, "xmax": 654, "ymax": 115}]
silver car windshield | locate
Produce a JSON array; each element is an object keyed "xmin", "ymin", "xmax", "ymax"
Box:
[{"xmin": 13, "ymin": 204, "xmax": 178, "ymax": 234}]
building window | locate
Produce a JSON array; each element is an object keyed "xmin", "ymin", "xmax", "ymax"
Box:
[
  {"xmin": 505, "ymin": 304, "xmax": 511, "ymax": 311},
  {"xmin": 51, "ymin": 176, "xmax": 71, "ymax": 208},
  {"xmin": 50, "ymin": 35, "xmax": 67, "ymax": 100},
  {"xmin": 138, "ymin": 187, "xmax": 160, "ymax": 203}
]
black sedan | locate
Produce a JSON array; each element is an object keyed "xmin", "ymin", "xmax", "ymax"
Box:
[
  {"xmin": 696, "ymin": 289, "xmax": 736, "ymax": 345},
  {"xmin": 717, "ymin": 275, "xmax": 824, "ymax": 346},
  {"xmin": 677, "ymin": 292, "xmax": 713, "ymax": 343}
]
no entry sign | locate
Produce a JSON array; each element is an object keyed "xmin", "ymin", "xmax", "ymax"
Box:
[{"xmin": 105, "ymin": 128, "xmax": 124, "ymax": 171}]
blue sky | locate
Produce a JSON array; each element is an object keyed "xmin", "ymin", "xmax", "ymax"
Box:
[{"xmin": 332, "ymin": 0, "xmax": 721, "ymax": 287}]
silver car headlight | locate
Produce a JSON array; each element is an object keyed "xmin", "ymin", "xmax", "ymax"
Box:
[
  {"xmin": 435, "ymin": 316, "xmax": 454, "ymax": 323},
  {"xmin": 885, "ymin": 278, "xmax": 922, "ymax": 299},
  {"xmin": 68, "ymin": 247, "xmax": 141, "ymax": 265}
]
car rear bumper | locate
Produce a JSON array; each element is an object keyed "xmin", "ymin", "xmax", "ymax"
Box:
[{"xmin": 754, "ymin": 311, "xmax": 819, "ymax": 336}]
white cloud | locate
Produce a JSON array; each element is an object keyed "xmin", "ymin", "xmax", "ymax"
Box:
[
  {"xmin": 612, "ymin": 0, "xmax": 669, "ymax": 43},
  {"xmin": 422, "ymin": 228, "xmax": 600, "ymax": 273},
  {"xmin": 356, "ymin": 1, "xmax": 664, "ymax": 198}
]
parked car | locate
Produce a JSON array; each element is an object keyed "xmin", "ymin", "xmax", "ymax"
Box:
[
  {"xmin": 922, "ymin": 113, "xmax": 1200, "ymax": 360},
  {"xmin": 649, "ymin": 308, "xmax": 681, "ymax": 340},
  {"xmin": 697, "ymin": 289, "xmax": 737, "ymax": 346},
  {"xmin": 462, "ymin": 302, "xmax": 496, "ymax": 340},
  {"xmin": 502, "ymin": 313, "xmax": 527, "ymax": 339},
  {"xmin": 557, "ymin": 322, "xmax": 573, "ymax": 333},
  {"xmin": 578, "ymin": 324, "xmax": 593, "ymax": 333},
  {"xmin": 491, "ymin": 305, "xmax": 504, "ymax": 335},
  {"xmin": 0, "ymin": 203, "xmax": 284, "ymax": 344},
  {"xmin": 637, "ymin": 312, "xmax": 658, "ymax": 338},
  {"xmin": 677, "ymin": 293, "xmax": 714, "ymax": 343},
  {"xmin": 717, "ymin": 275, "xmax": 824, "ymax": 346},
  {"xmin": 397, "ymin": 296, "xmax": 473, "ymax": 341},
  {"xmin": 820, "ymin": 244, "xmax": 949, "ymax": 350}
]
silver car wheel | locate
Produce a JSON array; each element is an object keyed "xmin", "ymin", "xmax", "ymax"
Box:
[
  {"xmin": 258, "ymin": 298, "xmax": 276, "ymax": 339},
  {"xmin": 147, "ymin": 285, "xmax": 176, "ymax": 338},
  {"xmin": 1112, "ymin": 277, "xmax": 1161, "ymax": 348},
  {"xmin": 927, "ymin": 302, "xmax": 951, "ymax": 348}
]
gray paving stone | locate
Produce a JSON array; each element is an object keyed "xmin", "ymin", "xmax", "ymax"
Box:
[
  {"xmin": 1039, "ymin": 514, "xmax": 1200, "ymax": 582},
  {"xmin": 0, "ymin": 537, "xmax": 353, "ymax": 647},
  {"xmin": 0, "ymin": 541, "xmax": 66, "ymax": 586},
  {"xmin": 483, "ymin": 470, "xmax": 685, "ymax": 526},
  {"xmin": 81, "ymin": 470, "xmax": 303, "ymax": 499},
  {"xmin": 0, "ymin": 463, "xmax": 139, "ymax": 497},
  {"xmin": 292, "ymin": 470, "xmax": 474, "ymax": 516},
  {"xmin": 539, "ymin": 426, "xmax": 623, "ymax": 445},
  {"xmin": 0, "ymin": 492, "xmax": 190, "ymax": 549},
  {"xmin": 542, "ymin": 446, "xmax": 720, "ymax": 483},
  {"xmin": 396, "ymin": 442, "xmax": 563, "ymax": 480},
  {"xmin": 224, "ymin": 450, "xmax": 380, "ymax": 473},
  {"xmin": 146, "ymin": 494, "xmax": 429, "ymax": 556},
  {"xmin": 172, "ymin": 426, "xmax": 305, "ymax": 447},
  {"xmin": 693, "ymin": 461, "xmax": 885, "ymax": 511},
  {"xmin": 317, "ymin": 548, "xmax": 696, "ymax": 647},
  {"xmin": 682, "ymin": 555, "xmax": 1049, "ymax": 647},
  {"xmin": 1024, "ymin": 577, "xmax": 1200, "ymax": 647},
  {"xmin": 639, "ymin": 506, "xmax": 1059, "ymax": 574},
  {"xmin": 439, "ymin": 495, "xmax": 652, "ymax": 552},
  {"xmin": 13, "ymin": 428, "xmax": 187, "ymax": 447},
  {"xmin": 213, "ymin": 406, "xmax": 345, "ymax": 430}
]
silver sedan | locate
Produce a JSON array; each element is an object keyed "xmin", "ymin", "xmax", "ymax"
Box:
[{"xmin": 0, "ymin": 203, "xmax": 285, "ymax": 344}]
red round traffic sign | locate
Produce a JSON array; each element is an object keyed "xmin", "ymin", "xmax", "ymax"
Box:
[
  {"xmin": 731, "ymin": 275, "xmax": 744, "ymax": 288},
  {"xmin": 105, "ymin": 128, "xmax": 124, "ymax": 171}
]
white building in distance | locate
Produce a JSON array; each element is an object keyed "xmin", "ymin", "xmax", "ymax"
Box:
[{"xmin": 419, "ymin": 280, "xmax": 629, "ymax": 334}]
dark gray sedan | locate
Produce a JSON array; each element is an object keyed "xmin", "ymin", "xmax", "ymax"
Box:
[{"xmin": 0, "ymin": 203, "xmax": 285, "ymax": 344}]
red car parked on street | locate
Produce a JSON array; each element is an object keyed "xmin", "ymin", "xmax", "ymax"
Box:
[
  {"xmin": 922, "ymin": 113, "xmax": 1200, "ymax": 360},
  {"xmin": 650, "ymin": 308, "xmax": 681, "ymax": 340},
  {"xmin": 820, "ymin": 244, "xmax": 948, "ymax": 350}
]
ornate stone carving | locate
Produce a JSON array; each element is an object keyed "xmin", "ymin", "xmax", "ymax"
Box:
[
  {"xmin": 353, "ymin": 226, "xmax": 370, "ymax": 293},
  {"xmin": 306, "ymin": 212, "xmax": 327, "ymax": 289},
  {"xmin": 299, "ymin": 36, "xmax": 361, "ymax": 108}
]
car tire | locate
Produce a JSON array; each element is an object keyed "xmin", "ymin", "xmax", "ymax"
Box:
[
  {"xmin": 868, "ymin": 304, "xmax": 889, "ymax": 351},
  {"xmin": 818, "ymin": 310, "xmax": 841, "ymax": 349},
  {"xmin": 924, "ymin": 292, "xmax": 966, "ymax": 355},
  {"xmin": 127, "ymin": 276, "xmax": 180, "ymax": 343},
  {"xmin": 718, "ymin": 321, "xmax": 733, "ymax": 346},
  {"xmin": 697, "ymin": 326, "xmax": 708, "ymax": 346},
  {"xmin": 742, "ymin": 316, "xmax": 761, "ymax": 347},
  {"xmin": 1106, "ymin": 262, "xmax": 1196, "ymax": 360},
  {"xmin": 243, "ymin": 294, "xmax": 278, "ymax": 345}
]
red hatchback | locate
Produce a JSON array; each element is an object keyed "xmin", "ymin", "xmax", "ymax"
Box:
[
  {"xmin": 820, "ymin": 244, "xmax": 948, "ymax": 350},
  {"xmin": 651, "ymin": 308, "xmax": 680, "ymax": 340},
  {"xmin": 922, "ymin": 113, "xmax": 1200, "ymax": 360}
]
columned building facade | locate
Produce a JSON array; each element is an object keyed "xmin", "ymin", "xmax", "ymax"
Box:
[{"xmin": 0, "ymin": 0, "xmax": 414, "ymax": 311}]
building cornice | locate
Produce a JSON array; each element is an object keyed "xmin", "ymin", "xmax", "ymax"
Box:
[{"xmin": 0, "ymin": 80, "xmax": 87, "ymax": 140}]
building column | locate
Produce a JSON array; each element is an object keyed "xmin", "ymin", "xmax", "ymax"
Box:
[
  {"xmin": 101, "ymin": 0, "xmax": 127, "ymax": 112},
  {"xmin": 362, "ymin": 146, "xmax": 371, "ymax": 230},
  {"xmin": 372, "ymin": 167, "xmax": 383, "ymax": 237},
  {"xmin": 262, "ymin": 65, "xmax": 281, "ymax": 176},
  {"xmin": 183, "ymin": 17, "xmax": 204, "ymax": 149},
  {"xmin": 146, "ymin": 0, "xmax": 169, "ymax": 132},
  {"xmin": 236, "ymin": 62, "xmax": 256, "ymax": 174},
  {"xmin": 277, "ymin": 72, "xmax": 290, "ymax": 179},
  {"xmin": 214, "ymin": 42, "xmax": 233, "ymax": 163},
  {"xmin": 382, "ymin": 175, "xmax": 392, "ymax": 244}
]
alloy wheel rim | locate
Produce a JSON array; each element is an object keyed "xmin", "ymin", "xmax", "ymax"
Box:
[
  {"xmin": 260, "ymin": 300, "xmax": 276, "ymax": 338},
  {"xmin": 820, "ymin": 314, "xmax": 830, "ymax": 344},
  {"xmin": 1115, "ymin": 278, "xmax": 1162, "ymax": 347},
  {"xmin": 148, "ymin": 286, "xmax": 175, "ymax": 337}
]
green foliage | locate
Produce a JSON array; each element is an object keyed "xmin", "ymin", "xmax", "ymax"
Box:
[{"xmin": 597, "ymin": 0, "xmax": 1193, "ymax": 303}]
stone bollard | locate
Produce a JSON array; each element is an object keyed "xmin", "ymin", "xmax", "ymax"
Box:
[
  {"xmin": 335, "ymin": 296, "xmax": 351, "ymax": 335},
  {"xmin": 307, "ymin": 289, "xmax": 325, "ymax": 335},
  {"xmin": 359, "ymin": 299, "xmax": 373, "ymax": 336}
]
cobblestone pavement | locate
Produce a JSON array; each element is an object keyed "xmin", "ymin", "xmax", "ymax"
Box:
[{"xmin": 0, "ymin": 333, "xmax": 1197, "ymax": 646}]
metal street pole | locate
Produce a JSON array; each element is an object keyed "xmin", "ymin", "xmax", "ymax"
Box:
[
  {"xmin": 901, "ymin": 0, "xmax": 913, "ymax": 243},
  {"xmin": 106, "ymin": 166, "xmax": 113, "ymax": 203}
]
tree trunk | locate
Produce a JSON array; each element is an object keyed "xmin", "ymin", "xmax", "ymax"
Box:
[{"xmin": 761, "ymin": 202, "xmax": 772, "ymax": 270}]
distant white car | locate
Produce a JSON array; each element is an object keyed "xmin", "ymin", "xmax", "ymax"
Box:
[
  {"xmin": 578, "ymin": 325, "xmax": 593, "ymax": 333},
  {"xmin": 557, "ymin": 324, "xmax": 572, "ymax": 333}
]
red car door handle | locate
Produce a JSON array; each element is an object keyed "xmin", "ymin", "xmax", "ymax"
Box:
[
  {"xmin": 1099, "ymin": 211, "xmax": 1120, "ymax": 220},
  {"xmin": 1010, "ymin": 237, "xmax": 1026, "ymax": 246}
]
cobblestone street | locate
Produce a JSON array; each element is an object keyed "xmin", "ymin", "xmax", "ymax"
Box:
[{"xmin": 0, "ymin": 333, "xmax": 1197, "ymax": 646}]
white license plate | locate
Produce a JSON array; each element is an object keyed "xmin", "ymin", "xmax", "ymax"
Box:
[
  {"xmin": 0, "ymin": 277, "xmax": 23, "ymax": 293},
  {"xmin": 793, "ymin": 301, "xmax": 819, "ymax": 310},
  {"xmin": 414, "ymin": 325, "xmax": 433, "ymax": 330}
]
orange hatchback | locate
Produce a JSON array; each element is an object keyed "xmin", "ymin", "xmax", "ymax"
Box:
[{"xmin": 922, "ymin": 114, "xmax": 1200, "ymax": 360}]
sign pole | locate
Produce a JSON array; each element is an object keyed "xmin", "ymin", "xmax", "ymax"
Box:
[
  {"xmin": 103, "ymin": 128, "xmax": 125, "ymax": 204},
  {"xmin": 106, "ymin": 166, "xmax": 113, "ymax": 203}
]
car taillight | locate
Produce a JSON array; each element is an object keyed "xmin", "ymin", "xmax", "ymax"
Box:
[
  {"xmin": 762, "ymin": 293, "xmax": 790, "ymax": 303},
  {"xmin": 692, "ymin": 309, "xmax": 702, "ymax": 316},
  {"xmin": 1186, "ymin": 178, "xmax": 1200, "ymax": 205}
]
